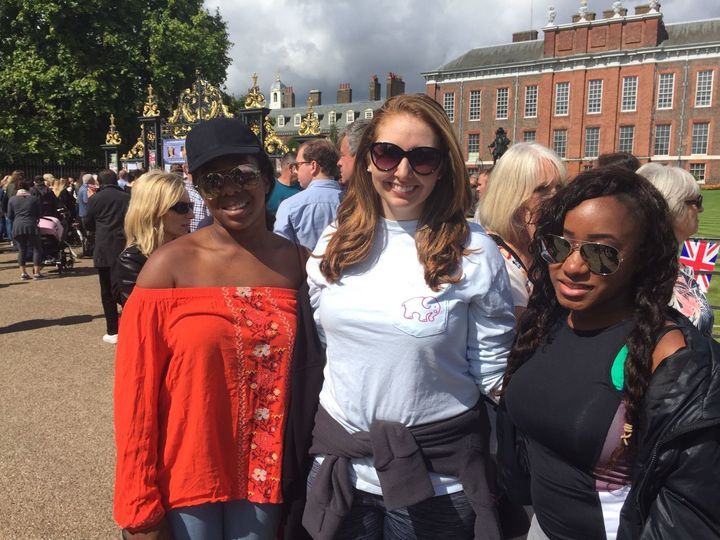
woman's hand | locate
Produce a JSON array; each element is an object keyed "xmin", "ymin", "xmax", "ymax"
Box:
[{"xmin": 122, "ymin": 518, "xmax": 173, "ymax": 540}]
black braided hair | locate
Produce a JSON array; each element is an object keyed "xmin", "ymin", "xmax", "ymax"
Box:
[{"xmin": 502, "ymin": 167, "xmax": 678, "ymax": 451}]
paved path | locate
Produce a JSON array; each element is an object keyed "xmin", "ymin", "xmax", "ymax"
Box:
[{"xmin": 0, "ymin": 242, "xmax": 118, "ymax": 538}]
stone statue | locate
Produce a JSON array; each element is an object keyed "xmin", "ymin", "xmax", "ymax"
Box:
[
  {"xmin": 578, "ymin": 0, "xmax": 589, "ymax": 21},
  {"xmin": 648, "ymin": 0, "xmax": 659, "ymax": 13},
  {"xmin": 546, "ymin": 6, "xmax": 557, "ymax": 25},
  {"xmin": 488, "ymin": 127, "xmax": 511, "ymax": 163},
  {"xmin": 612, "ymin": 1, "xmax": 623, "ymax": 17}
]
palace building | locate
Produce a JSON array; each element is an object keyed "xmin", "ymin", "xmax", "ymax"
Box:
[{"xmin": 423, "ymin": 2, "xmax": 720, "ymax": 183}]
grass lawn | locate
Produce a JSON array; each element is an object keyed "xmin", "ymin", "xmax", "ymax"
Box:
[{"xmin": 695, "ymin": 190, "xmax": 720, "ymax": 333}]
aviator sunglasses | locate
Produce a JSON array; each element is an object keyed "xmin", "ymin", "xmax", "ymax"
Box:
[
  {"xmin": 195, "ymin": 164, "xmax": 263, "ymax": 200},
  {"xmin": 539, "ymin": 234, "xmax": 624, "ymax": 276},
  {"xmin": 168, "ymin": 201, "xmax": 194, "ymax": 214},
  {"xmin": 370, "ymin": 142, "xmax": 443, "ymax": 176},
  {"xmin": 686, "ymin": 194, "xmax": 703, "ymax": 209}
]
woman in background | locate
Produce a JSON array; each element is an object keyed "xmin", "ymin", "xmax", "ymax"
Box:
[
  {"xmin": 7, "ymin": 177, "xmax": 45, "ymax": 280},
  {"xmin": 476, "ymin": 142, "xmax": 566, "ymax": 317},
  {"xmin": 637, "ymin": 163, "xmax": 714, "ymax": 336},
  {"xmin": 114, "ymin": 171, "xmax": 193, "ymax": 306}
]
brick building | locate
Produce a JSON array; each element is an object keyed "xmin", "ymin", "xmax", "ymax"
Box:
[{"xmin": 423, "ymin": 4, "xmax": 720, "ymax": 183}]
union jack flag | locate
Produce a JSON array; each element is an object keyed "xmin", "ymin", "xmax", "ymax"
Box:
[{"xmin": 680, "ymin": 239, "xmax": 719, "ymax": 293}]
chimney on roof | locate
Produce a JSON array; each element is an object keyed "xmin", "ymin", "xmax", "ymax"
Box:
[
  {"xmin": 282, "ymin": 86, "xmax": 295, "ymax": 108},
  {"xmin": 369, "ymin": 75, "xmax": 381, "ymax": 101},
  {"xmin": 512, "ymin": 30, "xmax": 539, "ymax": 42},
  {"xmin": 309, "ymin": 89, "xmax": 321, "ymax": 106},
  {"xmin": 386, "ymin": 72, "xmax": 405, "ymax": 99},
  {"xmin": 635, "ymin": 2, "xmax": 660, "ymax": 15},
  {"xmin": 337, "ymin": 83, "xmax": 352, "ymax": 104}
]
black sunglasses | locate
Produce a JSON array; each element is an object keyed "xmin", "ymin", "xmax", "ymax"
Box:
[
  {"xmin": 539, "ymin": 234, "xmax": 623, "ymax": 276},
  {"xmin": 686, "ymin": 194, "xmax": 703, "ymax": 209},
  {"xmin": 370, "ymin": 142, "xmax": 443, "ymax": 176},
  {"xmin": 195, "ymin": 165, "xmax": 263, "ymax": 200},
  {"xmin": 168, "ymin": 201, "xmax": 194, "ymax": 214}
]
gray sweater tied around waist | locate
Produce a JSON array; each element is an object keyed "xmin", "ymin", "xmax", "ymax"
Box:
[{"xmin": 302, "ymin": 402, "xmax": 501, "ymax": 539}]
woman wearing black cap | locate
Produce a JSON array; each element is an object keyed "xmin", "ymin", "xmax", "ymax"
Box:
[{"xmin": 113, "ymin": 118, "xmax": 323, "ymax": 539}]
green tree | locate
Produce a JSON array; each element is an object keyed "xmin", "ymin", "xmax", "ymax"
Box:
[{"xmin": 0, "ymin": 0, "xmax": 231, "ymax": 163}]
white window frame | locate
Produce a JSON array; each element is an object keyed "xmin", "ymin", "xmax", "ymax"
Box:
[
  {"xmin": 277, "ymin": 115, "xmax": 285, "ymax": 127},
  {"xmin": 553, "ymin": 129, "xmax": 567, "ymax": 158},
  {"xmin": 523, "ymin": 130, "xmax": 536, "ymax": 142},
  {"xmin": 584, "ymin": 127, "xmax": 600, "ymax": 158},
  {"xmin": 618, "ymin": 125, "xmax": 635, "ymax": 153},
  {"xmin": 691, "ymin": 122, "xmax": 710, "ymax": 154},
  {"xmin": 689, "ymin": 163, "xmax": 706, "ymax": 182},
  {"xmin": 328, "ymin": 111, "xmax": 336, "ymax": 125},
  {"xmin": 468, "ymin": 90, "xmax": 481, "ymax": 121},
  {"xmin": 293, "ymin": 114, "xmax": 302, "ymax": 127},
  {"xmin": 524, "ymin": 85, "xmax": 538, "ymax": 118},
  {"xmin": 695, "ymin": 70, "xmax": 713, "ymax": 108},
  {"xmin": 554, "ymin": 82, "xmax": 570, "ymax": 116},
  {"xmin": 621, "ymin": 76, "xmax": 638, "ymax": 112},
  {"xmin": 656, "ymin": 73, "xmax": 674, "ymax": 110},
  {"xmin": 653, "ymin": 124, "xmax": 671, "ymax": 156},
  {"xmin": 364, "ymin": 109, "xmax": 373, "ymax": 119},
  {"xmin": 587, "ymin": 80, "xmax": 603, "ymax": 114},
  {"xmin": 467, "ymin": 133, "xmax": 480, "ymax": 157},
  {"xmin": 496, "ymin": 88, "xmax": 509, "ymax": 120},
  {"xmin": 346, "ymin": 110, "xmax": 355, "ymax": 124},
  {"xmin": 443, "ymin": 92, "xmax": 455, "ymax": 123}
]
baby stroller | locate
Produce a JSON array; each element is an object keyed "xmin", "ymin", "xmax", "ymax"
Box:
[{"xmin": 37, "ymin": 213, "xmax": 77, "ymax": 274}]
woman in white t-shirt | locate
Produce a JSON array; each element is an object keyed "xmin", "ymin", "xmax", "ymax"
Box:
[
  {"xmin": 475, "ymin": 142, "xmax": 567, "ymax": 317},
  {"xmin": 304, "ymin": 94, "xmax": 516, "ymax": 539}
]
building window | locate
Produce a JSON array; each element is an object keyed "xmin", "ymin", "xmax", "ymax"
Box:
[
  {"xmin": 364, "ymin": 109, "xmax": 374, "ymax": 119},
  {"xmin": 553, "ymin": 129, "xmax": 567, "ymax": 158},
  {"xmin": 657, "ymin": 73, "xmax": 674, "ymax": 110},
  {"xmin": 653, "ymin": 124, "xmax": 671, "ymax": 156},
  {"xmin": 468, "ymin": 90, "xmax": 481, "ymax": 121},
  {"xmin": 691, "ymin": 122, "xmax": 710, "ymax": 154},
  {"xmin": 443, "ymin": 92, "xmax": 455, "ymax": 122},
  {"xmin": 346, "ymin": 110, "xmax": 355, "ymax": 123},
  {"xmin": 621, "ymin": 76, "xmax": 638, "ymax": 112},
  {"xmin": 689, "ymin": 163, "xmax": 706, "ymax": 182},
  {"xmin": 272, "ymin": 93, "xmax": 278, "ymax": 103},
  {"xmin": 328, "ymin": 111, "xmax": 336, "ymax": 125},
  {"xmin": 277, "ymin": 115, "xmax": 285, "ymax": 127},
  {"xmin": 496, "ymin": 88, "xmax": 509, "ymax": 120},
  {"xmin": 618, "ymin": 126, "xmax": 635, "ymax": 153},
  {"xmin": 294, "ymin": 114, "xmax": 301, "ymax": 127},
  {"xmin": 523, "ymin": 130, "xmax": 536, "ymax": 142},
  {"xmin": 584, "ymin": 127, "xmax": 600, "ymax": 158},
  {"xmin": 468, "ymin": 133, "xmax": 480, "ymax": 159},
  {"xmin": 695, "ymin": 70, "xmax": 713, "ymax": 107},
  {"xmin": 524, "ymin": 85, "xmax": 538, "ymax": 118},
  {"xmin": 587, "ymin": 80, "xmax": 603, "ymax": 114},
  {"xmin": 554, "ymin": 82, "xmax": 570, "ymax": 116}
]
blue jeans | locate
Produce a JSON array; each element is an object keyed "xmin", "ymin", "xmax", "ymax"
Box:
[
  {"xmin": 166, "ymin": 500, "xmax": 281, "ymax": 540},
  {"xmin": 307, "ymin": 461, "xmax": 475, "ymax": 540}
]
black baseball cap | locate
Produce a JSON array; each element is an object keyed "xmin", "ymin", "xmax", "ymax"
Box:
[{"xmin": 186, "ymin": 117, "xmax": 262, "ymax": 174}]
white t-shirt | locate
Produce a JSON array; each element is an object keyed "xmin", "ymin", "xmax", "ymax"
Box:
[{"xmin": 307, "ymin": 218, "xmax": 516, "ymax": 495}]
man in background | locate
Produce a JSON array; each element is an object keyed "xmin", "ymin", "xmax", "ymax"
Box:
[
  {"xmin": 266, "ymin": 151, "xmax": 301, "ymax": 218},
  {"xmin": 273, "ymin": 139, "xmax": 341, "ymax": 250},
  {"xmin": 85, "ymin": 169, "xmax": 130, "ymax": 344},
  {"xmin": 336, "ymin": 119, "xmax": 370, "ymax": 188}
]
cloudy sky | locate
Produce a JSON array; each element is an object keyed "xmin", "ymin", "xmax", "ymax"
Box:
[{"xmin": 204, "ymin": 0, "xmax": 720, "ymax": 103}]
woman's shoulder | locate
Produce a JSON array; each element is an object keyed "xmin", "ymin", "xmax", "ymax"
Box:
[{"xmin": 136, "ymin": 235, "xmax": 199, "ymax": 288}]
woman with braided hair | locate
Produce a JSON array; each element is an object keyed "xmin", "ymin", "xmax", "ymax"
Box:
[{"xmin": 500, "ymin": 167, "xmax": 720, "ymax": 539}]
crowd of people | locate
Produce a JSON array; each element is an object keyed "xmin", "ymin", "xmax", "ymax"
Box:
[{"xmin": 2, "ymin": 94, "xmax": 718, "ymax": 540}]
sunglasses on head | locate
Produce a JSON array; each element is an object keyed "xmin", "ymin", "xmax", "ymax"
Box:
[
  {"xmin": 168, "ymin": 201, "xmax": 194, "ymax": 214},
  {"xmin": 539, "ymin": 234, "xmax": 623, "ymax": 276},
  {"xmin": 686, "ymin": 194, "xmax": 703, "ymax": 209},
  {"xmin": 369, "ymin": 142, "xmax": 443, "ymax": 176},
  {"xmin": 195, "ymin": 164, "xmax": 263, "ymax": 200}
]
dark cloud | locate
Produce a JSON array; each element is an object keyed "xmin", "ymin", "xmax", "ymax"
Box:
[{"xmin": 206, "ymin": 0, "xmax": 720, "ymax": 102}]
